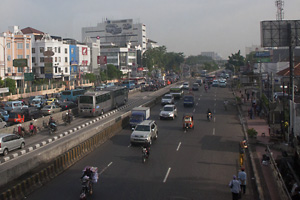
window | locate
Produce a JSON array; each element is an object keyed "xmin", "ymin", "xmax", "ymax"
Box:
[
  {"xmin": 47, "ymin": 47, "xmax": 52, "ymax": 51},
  {"xmin": 7, "ymin": 55, "xmax": 11, "ymax": 61},
  {"xmin": 58, "ymin": 47, "xmax": 61, "ymax": 53},
  {"xmin": 55, "ymin": 47, "xmax": 57, "ymax": 53},
  {"xmin": 18, "ymin": 67, "xmax": 23, "ymax": 73},
  {"xmin": 65, "ymin": 48, "xmax": 67, "ymax": 54},
  {"xmin": 58, "ymin": 68, "xmax": 61, "ymax": 73},
  {"xmin": 26, "ymin": 43, "xmax": 30, "ymax": 49},
  {"xmin": 65, "ymin": 67, "xmax": 68, "ymax": 73},
  {"xmin": 40, "ymin": 67, "xmax": 44, "ymax": 74},
  {"xmin": 7, "ymin": 67, "xmax": 11, "ymax": 72},
  {"xmin": 55, "ymin": 67, "xmax": 57, "ymax": 73},
  {"xmin": 17, "ymin": 43, "xmax": 23, "ymax": 49},
  {"xmin": 65, "ymin": 57, "xmax": 68, "ymax": 63},
  {"xmin": 55, "ymin": 57, "xmax": 57, "ymax": 62},
  {"xmin": 32, "ymin": 48, "xmax": 35, "ymax": 53},
  {"xmin": 7, "ymin": 43, "xmax": 10, "ymax": 49},
  {"xmin": 40, "ymin": 57, "xmax": 44, "ymax": 63},
  {"xmin": 40, "ymin": 47, "xmax": 44, "ymax": 53},
  {"xmin": 17, "ymin": 55, "xmax": 23, "ymax": 59},
  {"xmin": 59, "ymin": 57, "xmax": 61, "ymax": 62},
  {"xmin": 26, "ymin": 55, "xmax": 29, "ymax": 60},
  {"xmin": 32, "ymin": 57, "xmax": 36, "ymax": 63}
]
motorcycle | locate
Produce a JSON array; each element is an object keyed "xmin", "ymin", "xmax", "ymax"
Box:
[
  {"xmin": 207, "ymin": 113, "xmax": 212, "ymax": 121},
  {"xmin": 79, "ymin": 176, "xmax": 93, "ymax": 200},
  {"xmin": 142, "ymin": 147, "xmax": 149, "ymax": 163},
  {"xmin": 49, "ymin": 122, "xmax": 57, "ymax": 135},
  {"xmin": 63, "ymin": 114, "xmax": 72, "ymax": 126}
]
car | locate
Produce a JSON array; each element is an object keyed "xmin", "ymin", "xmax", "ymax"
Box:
[
  {"xmin": 95, "ymin": 84, "xmax": 107, "ymax": 91},
  {"xmin": 46, "ymin": 98, "xmax": 58, "ymax": 105},
  {"xmin": 0, "ymin": 118, "xmax": 7, "ymax": 128},
  {"xmin": 0, "ymin": 109, "xmax": 9, "ymax": 121},
  {"xmin": 59, "ymin": 101, "xmax": 77, "ymax": 111},
  {"xmin": 8, "ymin": 107, "xmax": 42, "ymax": 123},
  {"xmin": 219, "ymin": 80, "xmax": 227, "ymax": 87},
  {"xmin": 161, "ymin": 94, "xmax": 174, "ymax": 105},
  {"xmin": 106, "ymin": 82, "xmax": 115, "ymax": 87},
  {"xmin": 130, "ymin": 120, "xmax": 158, "ymax": 145},
  {"xmin": 31, "ymin": 98, "xmax": 44, "ymax": 108},
  {"xmin": 183, "ymin": 82, "xmax": 189, "ymax": 90},
  {"xmin": 41, "ymin": 105, "xmax": 62, "ymax": 115},
  {"xmin": 212, "ymin": 80, "xmax": 219, "ymax": 87},
  {"xmin": 3, "ymin": 101, "xmax": 28, "ymax": 113},
  {"xmin": 196, "ymin": 79, "xmax": 203, "ymax": 86},
  {"xmin": 0, "ymin": 133, "xmax": 25, "ymax": 156},
  {"xmin": 192, "ymin": 83, "xmax": 199, "ymax": 91},
  {"xmin": 159, "ymin": 104, "xmax": 178, "ymax": 120}
]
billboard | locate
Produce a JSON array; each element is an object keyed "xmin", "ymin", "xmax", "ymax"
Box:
[
  {"xmin": 105, "ymin": 19, "xmax": 133, "ymax": 36},
  {"xmin": 261, "ymin": 20, "xmax": 300, "ymax": 47},
  {"xmin": 97, "ymin": 56, "xmax": 107, "ymax": 65}
]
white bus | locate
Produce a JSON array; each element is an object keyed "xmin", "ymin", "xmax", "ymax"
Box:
[{"xmin": 78, "ymin": 86, "xmax": 128, "ymax": 117}]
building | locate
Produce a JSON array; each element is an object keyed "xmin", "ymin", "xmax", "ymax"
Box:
[
  {"xmin": 0, "ymin": 26, "xmax": 32, "ymax": 87},
  {"xmin": 201, "ymin": 52, "xmax": 223, "ymax": 60},
  {"xmin": 82, "ymin": 19, "xmax": 147, "ymax": 53}
]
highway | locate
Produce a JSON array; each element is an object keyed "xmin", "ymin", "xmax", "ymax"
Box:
[{"xmin": 24, "ymin": 82, "xmax": 257, "ymax": 200}]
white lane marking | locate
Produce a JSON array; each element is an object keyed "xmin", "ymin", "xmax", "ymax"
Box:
[
  {"xmin": 214, "ymin": 103, "xmax": 216, "ymax": 107},
  {"xmin": 214, "ymin": 117, "xmax": 216, "ymax": 123},
  {"xmin": 163, "ymin": 167, "xmax": 172, "ymax": 183},
  {"xmin": 128, "ymin": 144, "xmax": 131, "ymax": 148},
  {"xmin": 176, "ymin": 142, "xmax": 181, "ymax": 151},
  {"xmin": 198, "ymin": 98, "xmax": 201, "ymax": 100},
  {"xmin": 214, "ymin": 109, "xmax": 216, "ymax": 113},
  {"xmin": 193, "ymin": 109, "xmax": 196, "ymax": 112},
  {"xmin": 99, "ymin": 162, "xmax": 113, "ymax": 175},
  {"xmin": 196, "ymin": 103, "xmax": 198, "ymax": 106},
  {"xmin": 213, "ymin": 128, "xmax": 215, "ymax": 135}
]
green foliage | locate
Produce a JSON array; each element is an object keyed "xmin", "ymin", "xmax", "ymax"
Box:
[
  {"xmin": 261, "ymin": 93, "xmax": 269, "ymax": 108},
  {"xmin": 107, "ymin": 64, "xmax": 122, "ymax": 80},
  {"xmin": 5, "ymin": 78, "xmax": 16, "ymax": 94},
  {"xmin": 247, "ymin": 128, "xmax": 258, "ymax": 138},
  {"xmin": 85, "ymin": 73, "xmax": 97, "ymax": 83},
  {"xmin": 142, "ymin": 46, "xmax": 184, "ymax": 73},
  {"xmin": 185, "ymin": 55, "xmax": 213, "ymax": 65},
  {"xmin": 226, "ymin": 50, "xmax": 245, "ymax": 73},
  {"xmin": 100, "ymin": 71, "xmax": 108, "ymax": 82}
]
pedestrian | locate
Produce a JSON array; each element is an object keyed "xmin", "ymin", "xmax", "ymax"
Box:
[
  {"xmin": 246, "ymin": 92, "xmax": 250, "ymax": 101},
  {"xmin": 249, "ymin": 108, "xmax": 253, "ymax": 119},
  {"xmin": 229, "ymin": 175, "xmax": 241, "ymax": 200},
  {"xmin": 238, "ymin": 167, "xmax": 247, "ymax": 195},
  {"xmin": 45, "ymin": 93, "xmax": 48, "ymax": 99}
]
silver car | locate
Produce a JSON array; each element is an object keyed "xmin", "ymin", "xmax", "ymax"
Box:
[
  {"xmin": 159, "ymin": 104, "xmax": 178, "ymax": 120},
  {"xmin": 161, "ymin": 94, "xmax": 174, "ymax": 105},
  {"xmin": 130, "ymin": 120, "xmax": 158, "ymax": 145},
  {"xmin": 0, "ymin": 133, "xmax": 25, "ymax": 156},
  {"xmin": 0, "ymin": 118, "xmax": 7, "ymax": 128},
  {"xmin": 41, "ymin": 105, "xmax": 62, "ymax": 115}
]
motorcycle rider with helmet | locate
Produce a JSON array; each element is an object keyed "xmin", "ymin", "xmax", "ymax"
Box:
[
  {"xmin": 207, "ymin": 108, "xmax": 212, "ymax": 120},
  {"xmin": 48, "ymin": 116, "xmax": 56, "ymax": 130}
]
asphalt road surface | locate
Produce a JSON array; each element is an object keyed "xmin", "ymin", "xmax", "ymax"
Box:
[{"xmin": 24, "ymin": 82, "xmax": 256, "ymax": 200}]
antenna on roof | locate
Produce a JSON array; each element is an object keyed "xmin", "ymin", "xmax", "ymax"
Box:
[{"xmin": 275, "ymin": 0, "xmax": 284, "ymax": 20}]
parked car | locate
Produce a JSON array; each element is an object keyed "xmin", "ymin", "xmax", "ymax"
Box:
[
  {"xmin": 0, "ymin": 133, "xmax": 25, "ymax": 156},
  {"xmin": 130, "ymin": 120, "xmax": 158, "ymax": 145},
  {"xmin": 41, "ymin": 105, "xmax": 61, "ymax": 115},
  {"xmin": 8, "ymin": 107, "xmax": 42, "ymax": 124},
  {"xmin": 159, "ymin": 104, "xmax": 178, "ymax": 120},
  {"xmin": 0, "ymin": 118, "xmax": 7, "ymax": 128},
  {"xmin": 59, "ymin": 101, "xmax": 77, "ymax": 111}
]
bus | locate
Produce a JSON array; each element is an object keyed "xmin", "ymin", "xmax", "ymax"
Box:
[
  {"xmin": 122, "ymin": 80, "xmax": 135, "ymax": 90},
  {"xmin": 129, "ymin": 77, "xmax": 146, "ymax": 86},
  {"xmin": 170, "ymin": 85, "xmax": 184, "ymax": 99},
  {"xmin": 78, "ymin": 86, "xmax": 128, "ymax": 117},
  {"xmin": 61, "ymin": 89, "xmax": 86, "ymax": 102}
]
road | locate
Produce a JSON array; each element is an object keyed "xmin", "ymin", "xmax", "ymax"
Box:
[{"xmin": 24, "ymin": 82, "xmax": 256, "ymax": 200}]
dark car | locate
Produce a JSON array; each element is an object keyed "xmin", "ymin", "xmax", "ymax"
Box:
[
  {"xmin": 8, "ymin": 107, "xmax": 42, "ymax": 124},
  {"xmin": 59, "ymin": 101, "xmax": 77, "ymax": 111}
]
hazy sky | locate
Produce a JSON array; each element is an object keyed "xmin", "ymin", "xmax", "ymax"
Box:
[{"xmin": 1, "ymin": 0, "xmax": 299, "ymax": 59}]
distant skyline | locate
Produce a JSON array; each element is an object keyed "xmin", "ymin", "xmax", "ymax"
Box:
[{"xmin": 1, "ymin": 0, "xmax": 300, "ymax": 59}]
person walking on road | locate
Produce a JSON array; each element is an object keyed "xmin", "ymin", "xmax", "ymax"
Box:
[
  {"xmin": 229, "ymin": 175, "xmax": 241, "ymax": 200},
  {"xmin": 238, "ymin": 167, "xmax": 247, "ymax": 195}
]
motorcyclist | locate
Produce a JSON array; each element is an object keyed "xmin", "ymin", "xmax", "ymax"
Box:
[
  {"xmin": 66, "ymin": 109, "xmax": 73, "ymax": 123},
  {"xmin": 18, "ymin": 124, "xmax": 25, "ymax": 137},
  {"xmin": 142, "ymin": 142, "xmax": 150, "ymax": 157},
  {"xmin": 48, "ymin": 116, "xmax": 56, "ymax": 129},
  {"xmin": 207, "ymin": 109, "xmax": 212, "ymax": 119},
  {"xmin": 224, "ymin": 100, "xmax": 228, "ymax": 110},
  {"xmin": 81, "ymin": 167, "xmax": 93, "ymax": 193}
]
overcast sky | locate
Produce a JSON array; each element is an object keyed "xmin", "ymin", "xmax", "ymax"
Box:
[{"xmin": 1, "ymin": 0, "xmax": 299, "ymax": 59}]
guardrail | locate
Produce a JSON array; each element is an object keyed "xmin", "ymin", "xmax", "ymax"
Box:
[{"xmin": 0, "ymin": 88, "xmax": 166, "ymax": 200}]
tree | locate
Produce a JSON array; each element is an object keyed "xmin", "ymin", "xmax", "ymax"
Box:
[
  {"xmin": 85, "ymin": 73, "xmax": 97, "ymax": 83},
  {"xmin": 226, "ymin": 50, "xmax": 245, "ymax": 74},
  {"xmin": 4, "ymin": 78, "xmax": 16, "ymax": 94},
  {"xmin": 107, "ymin": 64, "xmax": 122, "ymax": 80}
]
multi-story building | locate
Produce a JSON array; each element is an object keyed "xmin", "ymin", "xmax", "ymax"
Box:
[
  {"xmin": 82, "ymin": 19, "xmax": 147, "ymax": 53},
  {"xmin": 0, "ymin": 26, "xmax": 32, "ymax": 87}
]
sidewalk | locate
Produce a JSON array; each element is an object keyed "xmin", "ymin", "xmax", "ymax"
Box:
[{"xmin": 239, "ymin": 95, "xmax": 286, "ymax": 200}]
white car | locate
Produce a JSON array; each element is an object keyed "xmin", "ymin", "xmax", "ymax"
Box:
[
  {"xmin": 159, "ymin": 104, "xmax": 178, "ymax": 120},
  {"xmin": 183, "ymin": 82, "xmax": 189, "ymax": 90},
  {"xmin": 130, "ymin": 120, "xmax": 158, "ymax": 145},
  {"xmin": 161, "ymin": 94, "xmax": 174, "ymax": 105}
]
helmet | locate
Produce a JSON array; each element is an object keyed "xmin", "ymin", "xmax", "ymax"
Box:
[{"xmin": 30, "ymin": 122, "xmax": 33, "ymax": 125}]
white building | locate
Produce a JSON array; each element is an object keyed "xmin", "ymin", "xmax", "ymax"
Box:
[
  {"xmin": 82, "ymin": 19, "xmax": 147, "ymax": 53},
  {"xmin": 83, "ymin": 36, "xmax": 100, "ymax": 73},
  {"xmin": 76, "ymin": 44, "xmax": 91, "ymax": 74}
]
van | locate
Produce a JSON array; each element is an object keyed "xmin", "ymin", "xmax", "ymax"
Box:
[
  {"xmin": 4, "ymin": 101, "xmax": 28, "ymax": 113},
  {"xmin": 8, "ymin": 107, "xmax": 42, "ymax": 124},
  {"xmin": 0, "ymin": 133, "xmax": 25, "ymax": 156}
]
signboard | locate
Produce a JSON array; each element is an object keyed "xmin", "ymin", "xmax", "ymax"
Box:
[
  {"xmin": 44, "ymin": 63, "xmax": 53, "ymax": 74},
  {"xmin": 24, "ymin": 73, "xmax": 34, "ymax": 81},
  {"xmin": 0, "ymin": 88, "xmax": 9, "ymax": 94},
  {"xmin": 13, "ymin": 59, "xmax": 27, "ymax": 67},
  {"xmin": 45, "ymin": 74, "xmax": 53, "ymax": 79},
  {"xmin": 97, "ymin": 56, "xmax": 107, "ymax": 65},
  {"xmin": 255, "ymin": 58, "xmax": 271, "ymax": 63},
  {"xmin": 43, "ymin": 50, "xmax": 54, "ymax": 57},
  {"xmin": 44, "ymin": 57, "xmax": 53, "ymax": 63},
  {"xmin": 82, "ymin": 47, "xmax": 88, "ymax": 55},
  {"xmin": 105, "ymin": 19, "xmax": 133, "ymax": 36},
  {"xmin": 261, "ymin": 20, "xmax": 300, "ymax": 47},
  {"xmin": 255, "ymin": 51, "xmax": 270, "ymax": 57}
]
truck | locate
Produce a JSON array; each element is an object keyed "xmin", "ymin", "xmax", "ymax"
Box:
[{"xmin": 129, "ymin": 107, "xmax": 151, "ymax": 128}]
